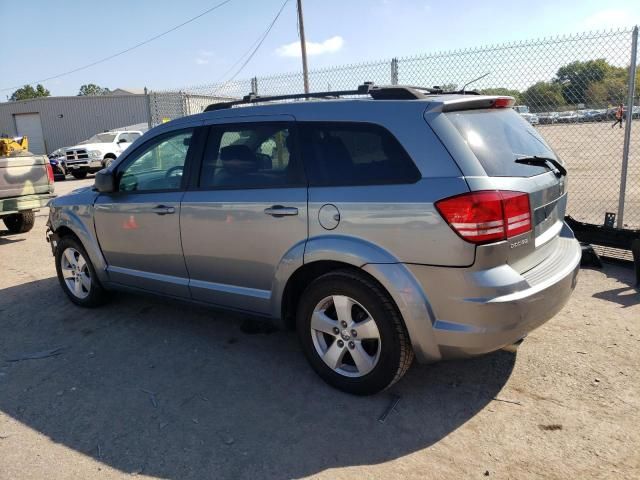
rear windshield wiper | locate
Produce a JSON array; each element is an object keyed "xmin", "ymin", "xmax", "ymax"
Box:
[{"xmin": 514, "ymin": 155, "xmax": 567, "ymax": 177}]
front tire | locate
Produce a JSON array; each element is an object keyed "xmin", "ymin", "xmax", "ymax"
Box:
[
  {"xmin": 103, "ymin": 157, "xmax": 115, "ymax": 169},
  {"xmin": 71, "ymin": 170, "xmax": 88, "ymax": 180},
  {"xmin": 55, "ymin": 235, "xmax": 110, "ymax": 307},
  {"xmin": 3, "ymin": 211, "xmax": 35, "ymax": 233},
  {"xmin": 296, "ymin": 270, "xmax": 414, "ymax": 395}
]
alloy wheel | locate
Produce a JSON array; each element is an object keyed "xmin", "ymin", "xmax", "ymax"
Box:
[
  {"xmin": 310, "ymin": 295, "xmax": 381, "ymax": 378},
  {"xmin": 60, "ymin": 247, "xmax": 91, "ymax": 299}
]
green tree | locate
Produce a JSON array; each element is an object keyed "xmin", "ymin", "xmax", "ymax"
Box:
[
  {"xmin": 520, "ymin": 81, "xmax": 565, "ymax": 110},
  {"xmin": 9, "ymin": 84, "xmax": 51, "ymax": 101},
  {"xmin": 479, "ymin": 88, "xmax": 521, "ymax": 104},
  {"xmin": 78, "ymin": 84, "xmax": 110, "ymax": 96},
  {"xmin": 554, "ymin": 59, "xmax": 616, "ymax": 105},
  {"xmin": 587, "ymin": 70, "xmax": 627, "ymax": 106}
]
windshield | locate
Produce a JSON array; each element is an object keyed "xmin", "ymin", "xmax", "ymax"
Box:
[
  {"xmin": 445, "ymin": 108, "xmax": 557, "ymax": 177},
  {"xmin": 82, "ymin": 133, "xmax": 117, "ymax": 144}
]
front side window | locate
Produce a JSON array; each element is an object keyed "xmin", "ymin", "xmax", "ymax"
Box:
[
  {"xmin": 300, "ymin": 122, "xmax": 420, "ymax": 186},
  {"xmin": 117, "ymin": 133, "xmax": 137, "ymax": 143},
  {"xmin": 200, "ymin": 123, "xmax": 302, "ymax": 189},
  {"xmin": 83, "ymin": 133, "xmax": 117, "ymax": 144},
  {"xmin": 118, "ymin": 129, "xmax": 193, "ymax": 192}
]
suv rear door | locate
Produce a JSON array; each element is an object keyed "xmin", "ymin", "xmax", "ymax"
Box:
[{"xmin": 180, "ymin": 117, "xmax": 307, "ymax": 314}]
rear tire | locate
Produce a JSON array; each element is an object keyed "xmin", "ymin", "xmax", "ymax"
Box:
[
  {"xmin": 71, "ymin": 170, "xmax": 88, "ymax": 180},
  {"xmin": 3, "ymin": 211, "xmax": 35, "ymax": 233},
  {"xmin": 296, "ymin": 270, "xmax": 414, "ymax": 395},
  {"xmin": 55, "ymin": 235, "xmax": 110, "ymax": 307}
]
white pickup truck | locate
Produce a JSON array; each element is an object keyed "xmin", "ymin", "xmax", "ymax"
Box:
[{"xmin": 64, "ymin": 130, "xmax": 143, "ymax": 179}]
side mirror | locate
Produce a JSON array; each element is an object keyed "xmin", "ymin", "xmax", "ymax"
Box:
[
  {"xmin": 94, "ymin": 169, "xmax": 115, "ymax": 193},
  {"xmin": 117, "ymin": 138, "xmax": 128, "ymax": 144}
]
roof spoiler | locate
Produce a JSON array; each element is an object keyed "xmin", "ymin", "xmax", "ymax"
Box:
[{"xmin": 440, "ymin": 96, "xmax": 515, "ymax": 112}]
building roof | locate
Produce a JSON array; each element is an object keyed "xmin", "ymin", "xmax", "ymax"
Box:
[{"xmin": 109, "ymin": 88, "xmax": 146, "ymax": 95}]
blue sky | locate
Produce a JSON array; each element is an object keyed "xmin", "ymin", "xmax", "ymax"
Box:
[{"xmin": 1, "ymin": 0, "xmax": 639, "ymax": 97}]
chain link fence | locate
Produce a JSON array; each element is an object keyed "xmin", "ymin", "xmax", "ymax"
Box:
[{"xmin": 149, "ymin": 27, "xmax": 639, "ymax": 229}]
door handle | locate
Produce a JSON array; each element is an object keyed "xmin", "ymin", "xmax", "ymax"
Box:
[
  {"xmin": 264, "ymin": 205, "xmax": 298, "ymax": 217},
  {"xmin": 151, "ymin": 205, "xmax": 175, "ymax": 215}
]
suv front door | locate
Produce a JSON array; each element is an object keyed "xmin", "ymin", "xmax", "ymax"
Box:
[
  {"xmin": 94, "ymin": 128, "xmax": 199, "ymax": 297},
  {"xmin": 180, "ymin": 118, "xmax": 307, "ymax": 314}
]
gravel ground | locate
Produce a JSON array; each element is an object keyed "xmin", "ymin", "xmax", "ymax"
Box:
[
  {"xmin": 537, "ymin": 121, "xmax": 640, "ymax": 229},
  {"xmin": 0, "ymin": 176, "xmax": 639, "ymax": 480}
]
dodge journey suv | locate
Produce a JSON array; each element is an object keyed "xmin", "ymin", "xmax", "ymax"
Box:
[{"xmin": 47, "ymin": 84, "xmax": 580, "ymax": 395}]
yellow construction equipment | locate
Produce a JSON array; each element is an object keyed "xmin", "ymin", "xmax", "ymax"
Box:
[{"xmin": 0, "ymin": 136, "xmax": 29, "ymax": 156}]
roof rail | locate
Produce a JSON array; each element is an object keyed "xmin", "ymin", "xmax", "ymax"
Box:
[{"xmin": 203, "ymin": 82, "xmax": 476, "ymax": 112}]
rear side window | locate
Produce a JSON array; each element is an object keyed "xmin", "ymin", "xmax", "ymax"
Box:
[
  {"xmin": 200, "ymin": 123, "xmax": 304, "ymax": 189},
  {"xmin": 445, "ymin": 109, "xmax": 556, "ymax": 177},
  {"xmin": 300, "ymin": 122, "xmax": 420, "ymax": 186}
]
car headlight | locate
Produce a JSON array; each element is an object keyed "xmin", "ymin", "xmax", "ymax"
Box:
[{"xmin": 88, "ymin": 150, "xmax": 102, "ymax": 159}]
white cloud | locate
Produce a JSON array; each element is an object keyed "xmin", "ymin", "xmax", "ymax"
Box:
[
  {"xmin": 195, "ymin": 50, "xmax": 215, "ymax": 65},
  {"xmin": 582, "ymin": 9, "xmax": 640, "ymax": 29},
  {"xmin": 276, "ymin": 36, "xmax": 344, "ymax": 58}
]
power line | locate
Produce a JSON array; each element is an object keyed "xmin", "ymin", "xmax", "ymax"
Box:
[
  {"xmin": 0, "ymin": 0, "xmax": 235, "ymax": 92},
  {"xmin": 212, "ymin": 0, "xmax": 290, "ymax": 93}
]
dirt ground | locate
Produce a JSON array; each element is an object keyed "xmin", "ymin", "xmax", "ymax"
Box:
[
  {"xmin": 0, "ymin": 177, "xmax": 639, "ymax": 480},
  {"xmin": 537, "ymin": 121, "xmax": 640, "ymax": 229}
]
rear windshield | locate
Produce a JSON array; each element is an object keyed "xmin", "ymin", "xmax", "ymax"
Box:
[{"xmin": 446, "ymin": 109, "xmax": 557, "ymax": 177}]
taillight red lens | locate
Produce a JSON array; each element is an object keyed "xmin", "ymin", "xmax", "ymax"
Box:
[
  {"xmin": 501, "ymin": 191, "xmax": 531, "ymax": 237},
  {"xmin": 46, "ymin": 162, "xmax": 55, "ymax": 184},
  {"xmin": 435, "ymin": 190, "xmax": 531, "ymax": 244},
  {"xmin": 493, "ymin": 97, "xmax": 514, "ymax": 108}
]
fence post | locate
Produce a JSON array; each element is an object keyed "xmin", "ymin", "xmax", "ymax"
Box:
[
  {"xmin": 617, "ymin": 26, "xmax": 638, "ymax": 228},
  {"xmin": 251, "ymin": 77, "xmax": 259, "ymax": 95},
  {"xmin": 390, "ymin": 58, "xmax": 399, "ymax": 85},
  {"xmin": 144, "ymin": 86, "xmax": 152, "ymax": 129}
]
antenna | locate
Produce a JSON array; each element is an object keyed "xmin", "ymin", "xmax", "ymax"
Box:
[{"xmin": 461, "ymin": 72, "xmax": 491, "ymax": 93}]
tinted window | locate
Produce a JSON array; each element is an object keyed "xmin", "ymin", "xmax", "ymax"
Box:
[
  {"xmin": 118, "ymin": 132, "xmax": 141, "ymax": 143},
  {"xmin": 445, "ymin": 109, "xmax": 557, "ymax": 177},
  {"xmin": 200, "ymin": 123, "xmax": 302, "ymax": 189},
  {"xmin": 301, "ymin": 123, "xmax": 420, "ymax": 186},
  {"xmin": 118, "ymin": 130, "xmax": 192, "ymax": 192}
]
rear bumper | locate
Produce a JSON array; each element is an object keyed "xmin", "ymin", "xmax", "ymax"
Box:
[
  {"xmin": 407, "ymin": 225, "xmax": 581, "ymax": 360},
  {"xmin": 0, "ymin": 193, "xmax": 55, "ymax": 216}
]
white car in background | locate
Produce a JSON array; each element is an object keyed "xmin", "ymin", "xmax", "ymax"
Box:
[
  {"xmin": 514, "ymin": 105, "xmax": 539, "ymax": 125},
  {"xmin": 64, "ymin": 130, "xmax": 143, "ymax": 179}
]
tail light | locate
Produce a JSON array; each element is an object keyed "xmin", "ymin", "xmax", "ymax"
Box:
[
  {"xmin": 435, "ymin": 190, "xmax": 531, "ymax": 244},
  {"xmin": 46, "ymin": 162, "xmax": 55, "ymax": 184},
  {"xmin": 493, "ymin": 97, "xmax": 514, "ymax": 108}
]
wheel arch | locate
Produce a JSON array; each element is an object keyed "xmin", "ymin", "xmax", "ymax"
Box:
[{"xmin": 274, "ymin": 235, "xmax": 441, "ymax": 363}]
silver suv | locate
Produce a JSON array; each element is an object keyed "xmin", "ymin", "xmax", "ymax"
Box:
[{"xmin": 46, "ymin": 84, "xmax": 581, "ymax": 395}]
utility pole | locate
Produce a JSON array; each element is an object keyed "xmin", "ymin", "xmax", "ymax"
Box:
[{"xmin": 297, "ymin": 0, "xmax": 310, "ymax": 93}]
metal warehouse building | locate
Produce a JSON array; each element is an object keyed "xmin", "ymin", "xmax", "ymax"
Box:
[
  {"xmin": 0, "ymin": 94, "xmax": 150, "ymax": 154},
  {"xmin": 0, "ymin": 91, "xmax": 236, "ymax": 154}
]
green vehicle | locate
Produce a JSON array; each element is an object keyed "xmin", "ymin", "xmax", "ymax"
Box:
[{"xmin": 0, "ymin": 146, "xmax": 55, "ymax": 233}]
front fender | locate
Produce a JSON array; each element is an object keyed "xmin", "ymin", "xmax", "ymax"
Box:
[{"xmin": 48, "ymin": 194, "xmax": 108, "ymax": 284}]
